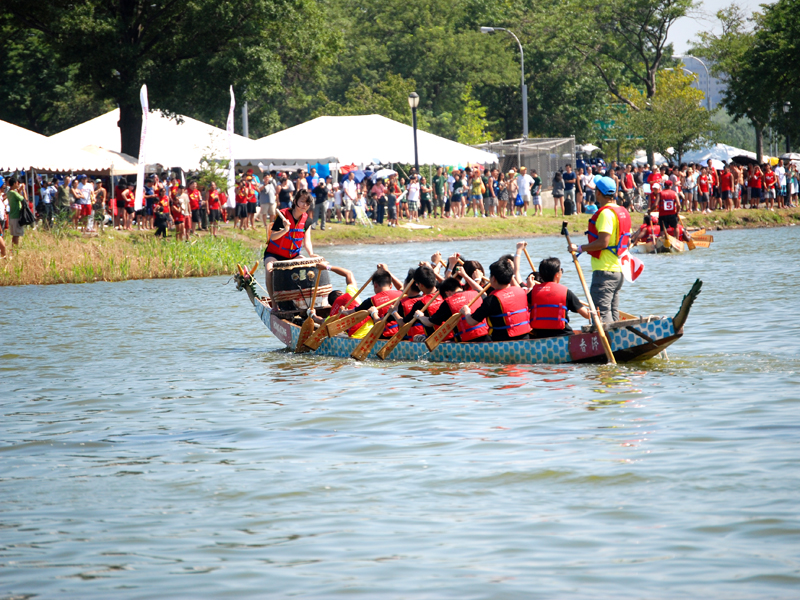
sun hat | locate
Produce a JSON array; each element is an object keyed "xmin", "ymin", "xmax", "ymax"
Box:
[{"xmin": 593, "ymin": 175, "xmax": 617, "ymax": 196}]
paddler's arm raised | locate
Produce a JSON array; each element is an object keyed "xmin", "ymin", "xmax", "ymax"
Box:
[
  {"xmin": 455, "ymin": 266, "xmax": 483, "ymax": 293},
  {"xmin": 514, "ymin": 241, "xmax": 526, "ymax": 285},
  {"xmin": 376, "ymin": 263, "xmax": 402, "ymax": 290}
]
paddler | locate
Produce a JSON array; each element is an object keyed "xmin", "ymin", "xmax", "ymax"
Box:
[
  {"xmin": 457, "ymin": 256, "xmax": 532, "ymax": 341},
  {"xmin": 414, "ymin": 276, "xmax": 491, "ymax": 343},
  {"xmin": 567, "ymin": 175, "xmax": 631, "ymax": 323},
  {"xmin": 342, "ymin": 264, "xmax": 404, "ymax": 338},
  {"xmin": 394, "ymin": 265, "xmax": 445, "ymax": 341},
  {"xmin": 656, "ymin": 179, "xmax": 680, "ymax": 238},
  {"xmin": 306, "ymin": 263, "xmax": 373, "ymax": 339},
  {"xmin": 263, "ymin": 189, "xmax": 318, "ymax": 300},
  {"xmin": 527, "ymin": 257, "xmax": 591, "ymax": 338},
  {"xmin": 630, "ymin": 214, "xmax": 660, "ymax": 245}
]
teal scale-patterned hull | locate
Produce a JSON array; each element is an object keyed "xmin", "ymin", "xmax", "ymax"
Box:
[{"xmin": 254, "ymin": 301, "xmax": 680, "ymax": 365}]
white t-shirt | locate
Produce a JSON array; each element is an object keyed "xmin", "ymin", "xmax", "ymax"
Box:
[
  {"xmin": 407, "ymin": 182, "xmax": 420, "ymax": 202},
  {"xmin": 774, "ymin": 165, "xmax": 786, "ymax": 186},
  {"xmin": 517, "ymin": 174, "xmax": 534, "ymax": 196},
  {"xmin": 447, "ymin": 175, "xmax": 456, "ymax": 193},
  {"xmin": 343, "ymin": 179, "xmax": 358, "ymax": 200},
  {"xmin": 333, "ymin": 189, "xmax": 342, "ymax": 207}
]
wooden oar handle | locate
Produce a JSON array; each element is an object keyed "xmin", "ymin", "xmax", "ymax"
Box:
[
  {"xmin": 522, "ymin": 247, "xmax": 536, "ymax": 273},
  {"xmin": 407, "ymin": 292, "xmax": 441, "ymax": 326},
  {"xmin": 468, "ymin": 283, "xmax": 493, "ymax": 307},
  {"xmin": 343, "ymin": 275, "xmax": 373, "ymax": 311}
]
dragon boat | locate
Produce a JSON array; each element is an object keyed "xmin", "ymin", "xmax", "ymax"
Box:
[{"xmin": 234, "ymin": 263, "xmax": 702, "ymax": 365}]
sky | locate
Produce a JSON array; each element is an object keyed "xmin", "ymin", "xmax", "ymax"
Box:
[{"xmin": 667, "ymin": 0, "xmax": 766, "ymax": 54}]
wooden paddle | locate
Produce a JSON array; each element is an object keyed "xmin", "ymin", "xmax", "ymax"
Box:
[
  {"xmin": 325, "ymin": 296, "xmax": 397, "ymax": 337},
  {"xmin": 294, "ymin": 270, "xmax": 322, "ymax": 353},
  {"xmin": 376, "ymin": 291, "xmax": 441, "ymax": 360},
  {"xmin": 561, "ymin": 222, "xmax": 616, "ymax": 364},
  {"xmin": 424, "ymin": 282, "xmax": 492, "ymax": 353},
  {"xmin": 303, "ymin": 275, "xmax": 373, "ymax": 350},
  {"xmin": 350, "ymin": 281, "xmax": 414, "ymax": 361}
]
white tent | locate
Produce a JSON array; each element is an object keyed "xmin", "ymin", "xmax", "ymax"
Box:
[
  {"xmin": 237, "ymin": 115, "xmax": 498, "ymax": 168},
  {"xmin": 681, "ymin": 143, "xmax": 756, "ymax": 164},
  {"xmin": 81, "ymin": 145, "xmax": 138, "ymax": 176},
  {"xmin": 0, "ymin": 119, "xmax": 111, "ymax": 172},
  {"xmin": 632, "ymin": 149, "xmax": 669, "ymax": 166},
  {"xmin": 51, "ymin": 109, "xmax": 258, "ymax": 171}
]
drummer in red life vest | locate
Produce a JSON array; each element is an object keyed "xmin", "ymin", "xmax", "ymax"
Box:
[
  {"xmin": 306, "ymin": 263, "xmax": 374, "ymax": 339},
  {"xmin": 413, "ymin": 276, "xmax": 491, "ymax": 343},
  {"xmin": 567, "ymin": 175, "xmax": 631, "ymax": 324},
  {"xmin": 394, "ymin": 265, "xmax": 448, "ymax": 341},
  {"xmin": 528, "ymin": 257, "xmax": 591, "ymax": 338},
  {"xmin": 263, "ymin": 189, "xmax": 319, "ymax": 300},
  {"xmin": 341, "ymin": 264, "xmax": 404, "ymax": 338},
  {"xmin": 457, "ymin": 256, "xmax": 532, "ymax": 342}
]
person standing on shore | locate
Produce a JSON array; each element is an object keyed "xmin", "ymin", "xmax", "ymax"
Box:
[
  {"xmin": 206, "ymin": 181, "xmax": 222, "ymax": 237},
  {"xmin": 516, "ymin": 166, "xmax": 533, "ymax": 217},
  {"xmin": 432, "ymin": 167, "xmax": 446, "ymax": 218},
  {"xmin": 568, "ymin": 175, "xmax": 631, "ymax": 323},
  {"xmin": 6, "ymin": 177, "xmax": 27, "ymax": 257}
]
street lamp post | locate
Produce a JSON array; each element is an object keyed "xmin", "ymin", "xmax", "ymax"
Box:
[
  {"xmin": 675, "ymin": 54, "xmax": 711, "ymax": 111},
  {"xmin": 784, "ymin": 102, "xmax": 791, "ymax": 154},
  {"xmin": 480, "ymin": 26, "xmax": 527, "ymax": 138},
  {"xmin": 408, "ymin": 92, "xmax": 420, "ymax": 174}
]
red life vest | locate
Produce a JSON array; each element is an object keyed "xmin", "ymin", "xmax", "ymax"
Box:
[
  {"xmin": 529, "ymin": 282, "xmax": 569, "ymax": 330},
  {"xmin": 400, "ymin": 295, "xmax": 425, "ymax": 339},
  {"xmin": 331, "ymin": 292, "xmax": 369, "ymax": 337},
  {"xmin": 371, "ymin": 289, "xmax": 402, "ymax": 337},
  {"xmin": 658, "ymin": 189, "xmax": 679, "ymax": 215},
  {"xmin": 586, "ymin": 204, "xmax": 632, "ymax": 259},
  {"xmin": 265, "ymin": 208, "xmax": 308, "ymax": 259},
  {"xmin": 444, "ymin": 291, "xmax": 489, "ymax": 341},
  {"xmin": 490, "ymin": 287, "xmax": 532, "ymax": 338},
  {"xmin": 640, "ymin": 224, "xmax": 661, "ymax": 239}
]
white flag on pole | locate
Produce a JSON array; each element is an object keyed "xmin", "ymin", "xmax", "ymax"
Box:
[
  {"xmin": 619, "ymin": 250, "xmax": 645, "ymax": 282},
  {"xmin": 226, "ymin": 86, "xmax": 236, "ymax": 209},
  {"xmin": 134, "ymin": 84, "xmax": 149, "ymax": 211}
]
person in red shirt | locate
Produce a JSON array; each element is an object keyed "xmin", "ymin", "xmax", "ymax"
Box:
[
  {"xmin": 763, "ymin": 164, "xmax": 777, "ymax": 211},
  {"xmin": 122, "ymin": 180, "xmax": 135, "ymax": 231},
  {"xmin": 748, "ymin": 166, "xmax": 763, "ymax": 209},
  {"xmin": 709, "ymin": 164, "xmax": 720, "ymax": 210},
  {"xmin": 720, "ymin": 164, "xmax": 735, "ymax": 212},
  {"xmin": 206, "ymin": 181, "xmax": 222, "ymax": 237},
  {"xmin": 697, "ymin": 167, "xmax": 710, "ymax": 213},
  {"xmin": 246, "ymin": 175, "xmax": 258, "ymax": 230},
  {"xmin": 234, "ymin": 178, "xmax": 252, "ymax": 230}
]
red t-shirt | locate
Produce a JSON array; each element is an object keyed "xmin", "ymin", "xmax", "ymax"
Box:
[
  {"xmin": 749, "ymin": 174, "xmax": 762, "ymax": 189},
  {"xmin": 710, "ymin": 169, "xmax": 719, "ymax": 186},
  {"xmin": 236, "ymin": 189, "xmax": 251, "ymax": 205},
  {"xmin": 188, "ymin": 190, "xmax": 201, "ymax": 211},
  {"xmin": 124, "ymin": 189, "xmax": 135, "ymax": 208},
  {"xmin": 698, "ymin": 175, "xmax": 709, "ymax": 194},
  {"xmin": 764, "ymin": 172, "xmax": 776, "ymax": 189},
  {"xmin": 720, "ymin": 172, "xmax": 733, "ymax": 192},
  {"xmin": 208, "ymin": 190, "xmax": 221, "ymax": 210}
]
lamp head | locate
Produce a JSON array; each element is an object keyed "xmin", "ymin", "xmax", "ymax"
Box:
[
  {"xmin": 480, "ymin": 26, "xmax": 495, "ymax": 33},
  {"xmin": 408, "ymin": 92, "xmax": 419, "ymax": 109}
]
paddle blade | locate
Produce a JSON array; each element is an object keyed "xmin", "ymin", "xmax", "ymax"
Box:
[
  {"xmin": 295, "ymin": 318, "xmax": 314, "ymax": 353},
  {"xmin": 303, "ymin": 317, "xmax": 332, "ymax": 350},
  {"xmin": 350, "ymin": 321, "xmax": 386, "ymax": 361},
  {"xmin": 376, "ymin": 321, "xmax": 413, "ymax": 360},
  {"xmin": 424, "ymin": 313, "xmax": 461, "ymax": 352},
  {"xmin": 327, "ymin": 310, "xmax": 368, "ymax": 337}
]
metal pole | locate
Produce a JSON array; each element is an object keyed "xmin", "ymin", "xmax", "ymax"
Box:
[
  {"xmin": 242, "ymin": 101, "xmax": 249, "ymax": 138},
  {"xmin": 676, "ymin": 55, "xmax": 711, "ymax": 111},
  {"xmin": 412, "ymin": 106, "xmax": 419, "ymax": 174},
  {"xmin": 501, "ymin": 29, "xmax": 527, "ymax": 139}
]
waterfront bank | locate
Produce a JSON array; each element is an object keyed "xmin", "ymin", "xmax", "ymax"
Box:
[{"xmin": 3, "ymin": 207, "xmax": 798, "ymax": 285}]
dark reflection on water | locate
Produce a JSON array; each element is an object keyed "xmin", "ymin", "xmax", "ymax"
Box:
[{"xmin": 1, "ymin": 227, "xmax": 799, "ymax": 599}]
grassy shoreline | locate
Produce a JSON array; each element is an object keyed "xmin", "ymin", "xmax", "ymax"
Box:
[{"xmin": 3, "ymin": 207, "xmax": 798, "ymax": 286}]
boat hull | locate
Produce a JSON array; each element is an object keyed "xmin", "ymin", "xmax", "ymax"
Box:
[{"xmin": 253, "ymin": 300, "xmax": 680, "ymax": 364}]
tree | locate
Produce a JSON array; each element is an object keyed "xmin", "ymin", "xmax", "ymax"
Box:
[
  {"xmin": 690, "ymin": 4, "xmax": 768, "ymax": 160},
  {"xmin": 615, "ymin": 68, "xmax": 715, "ymax": 162},
  {"xmin": 7, "ymin": 0, "xmax": 336, "ymax": 155},
  {"xmin": 456, "ymin": 84, "xmax": 489, "ymax": 145}
]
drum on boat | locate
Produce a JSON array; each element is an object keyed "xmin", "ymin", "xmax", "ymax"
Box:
[{"xmin": 271, "ymin": 256, "xmax": 332, "ymax": 311}]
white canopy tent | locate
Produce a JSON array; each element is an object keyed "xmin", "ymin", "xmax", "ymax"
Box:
[
  {"xmin": 51, "ymin": 109, "xmax": 258, "ymax": 172},
  {"xmin": 1, "ymin": 119, "xmax": 111, "ymax": 172},
  {"xmin": 236, "ymin": 115, "xmax": 498, "ymax": 168},
  {"xmin": 681, "ymin": 143, "xmax": 756, "ymax": 164}
]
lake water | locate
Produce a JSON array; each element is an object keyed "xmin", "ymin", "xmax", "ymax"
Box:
[{"xmin": 2, "ymin": 226, "xmax": 799, "ymax": 598}]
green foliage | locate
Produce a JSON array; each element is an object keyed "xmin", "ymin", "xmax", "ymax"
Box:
[
  {"xmin": 456, "ymin": 84, "xmax": 489, "ymax": 145},
  {"xmin": 615, "ymin": 68, "xmax": 715, "ymax": 160},
  {"xmin": 712, "ymin": 110, "xmax": 756, "ymax": 153}
]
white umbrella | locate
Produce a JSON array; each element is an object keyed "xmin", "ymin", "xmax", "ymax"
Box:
[
  {"xmin": 577, "ymin": 143, "xmax": 600, "ymax": 153},
  {"xmin": 371, "ymin": 168, "xmax": 396, "ymax": 181},
  {"xmin": 779, "ymin": 152, "xmax": 800, "ymax": 161},
  {"xmin": 705, "ymin": 158, "xmax": 724, "ymax": 170}
]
